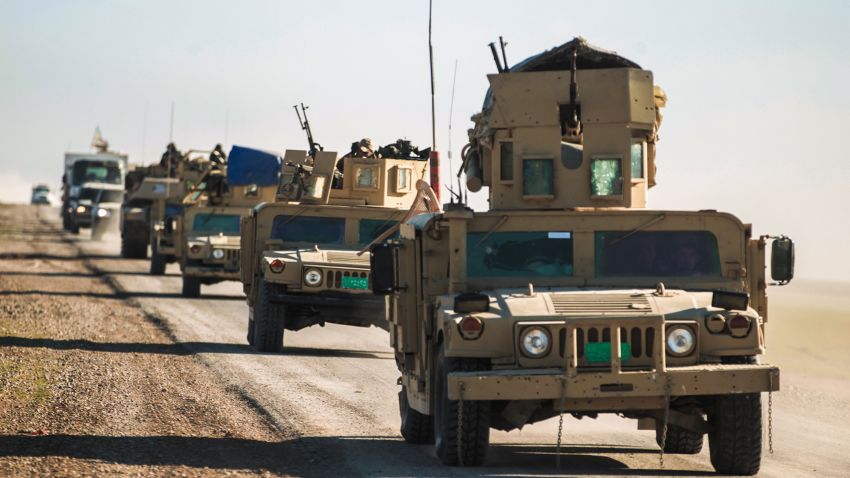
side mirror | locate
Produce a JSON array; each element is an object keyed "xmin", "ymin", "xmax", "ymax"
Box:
[
  {"xmin": 370, "ymin": 243, "xmax": 398, "ymax": 295},
  {"xmin": 770, "ymin": 237, "xmax": 795, "ymax": 284}
]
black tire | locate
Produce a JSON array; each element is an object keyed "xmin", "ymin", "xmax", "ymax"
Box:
[
  {"xmin": 70, "ymin": 223, "xmax": 80, "ymax": 234},
  {"xmin": 434, "ymin": 344, "xmax": 489, "ymax": 466},
  {"xmin": 707, "ymin": 393, "xmax": 762, "ymax": 475},
  {"xmin": 182, "ymin": 276, "xmax": 201, "ymax": 298},
  {"xmin": 252, "ymin": 279, "xmax": 285, "ymax": 353},
  {"xmin": 246, "ymin": 317, "xmax": 255, "ymax": 346},
  {"xmin": 399, "ymin": 385, "xmax": 434, "ymax": 444},
  {"xmin": 62, "ymin": 214, "xmax": 71, "ymax": 230},
  {"xmin": 121, "ymin": 235, "xmax": 148, "ymax": 259},
  {"xmin": 150, "ymin": 244, "xmax": 166, "ymax": 275},
  {"xmin": 657, "ymin": 423, "xmax": 703, "ymax": 454}
]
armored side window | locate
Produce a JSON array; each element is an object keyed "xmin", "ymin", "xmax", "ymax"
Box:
[
  {"xmin": 498, "ymin": 141, "xmax": 514, "ymax": 182},
  {"xmin": 522, "ymin": 157, "xmax": 554, "ymax": 197},
  {"xmin": 590, "ymin": 156, "xmax": 623, "ymax": 197},
  {"xmin": 358, "ymin": 219, "xmax": 399, "ymax": 245}
]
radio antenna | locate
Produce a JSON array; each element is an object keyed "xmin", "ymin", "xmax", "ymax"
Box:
[
  {"xmin": 447, "ymin": 59, "xmax": 461, "ymax": 203},
  {"xmin": 427, "ymin": 0, "xmax": 440, "ymax": 201}
]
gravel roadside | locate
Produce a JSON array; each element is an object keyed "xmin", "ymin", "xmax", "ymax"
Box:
[{"xmin": 0, "ymin": 204, "xmax": 305, "ymax": 477}]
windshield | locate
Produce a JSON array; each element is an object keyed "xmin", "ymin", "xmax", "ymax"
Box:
[
  {"xmin": 467, "ymin": 231, "xmax": 574, "ymax": 278},
  {"xmin": 271, "ymin": 215, "xmax": 345, "ymax": 245},
  {"xmin": 97, "ymin": 190, "xmax": 123, "ymax": 203},
  {"xmin": 358, "ymin": 219, "xmax": 398, "ymax": 245},
  {"xmin": 72, "ymin": 162, "xmax": 122, "ymax": 185},
  {"xmin": 78, "ymin": 188, "xmax": 98, "ymax": 201},
  {"xmin": 595, "ymin": 231, "xmax": 721, "ymax": 277},
  {"xmin": 191, "ymin": 214, "xmax": 241, "ymax": 235}
]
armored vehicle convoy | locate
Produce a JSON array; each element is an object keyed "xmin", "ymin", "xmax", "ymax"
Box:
[
  {"xmin": 371, "ymin": 38, "xmax": 794, "ymax": 475},
  {"xmin": 240, "ymin": 140, "xmax": 431, "ymax": 353},
  {"xmin": 178, "ymin": 146, "xmax": 279, "ymax": 298}
]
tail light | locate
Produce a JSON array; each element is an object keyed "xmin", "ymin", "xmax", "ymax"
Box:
[
  {"xmin": 458, "ymin": 316, "xmax": 484, "ymax": 340},
  {"xmin": 189, "ymin": 245, "xmax": 202, "ymax": 254},
  {"xmin": 727, "ymin": 314, "xmax": 752, "ymax": 338},
  {"xmin": 269, "ymin": 259, "xmax": 285, "ymax": 273}
]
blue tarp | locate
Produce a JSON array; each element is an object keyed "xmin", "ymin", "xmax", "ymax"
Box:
[{"xmin": 227, "ymin": 145, "xmax": 281, "ymax": 186}]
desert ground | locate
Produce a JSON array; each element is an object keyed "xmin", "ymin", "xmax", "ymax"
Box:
[{"xmin": 1, "ymin": 203, "xmax": 848, "ymax": 477}]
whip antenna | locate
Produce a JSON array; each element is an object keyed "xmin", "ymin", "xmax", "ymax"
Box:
[
  {"xmin": 427, "ymin": 0, "xmax": 440, "ymax": 201},
  {"xmin": 447, "ymin": 59, "xmax": 461, "ymax": 202}
]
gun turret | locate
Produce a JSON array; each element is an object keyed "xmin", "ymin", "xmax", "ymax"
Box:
[
  {"xmin": 294, "ymin": 103, "xmax": 323, "ymax": 159},
  {"xmin": 461, "ymin": 37, "xmax": 667, "ymax": 211}
]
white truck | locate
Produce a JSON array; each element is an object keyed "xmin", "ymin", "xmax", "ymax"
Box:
[{"xmin": 62, "ymin": 151, "xmax": 128, "ymax": 235}]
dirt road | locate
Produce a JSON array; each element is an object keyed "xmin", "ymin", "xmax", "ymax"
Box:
[{"xmin": 1, "ymin": 204, "xmax": 848, "ymax": 476}]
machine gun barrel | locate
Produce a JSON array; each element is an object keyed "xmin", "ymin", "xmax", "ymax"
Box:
[{"xmin": 293, "ymin": 103, "xmax": 323, "ymax": 158}]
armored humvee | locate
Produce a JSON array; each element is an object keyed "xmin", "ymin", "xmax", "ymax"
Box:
[
  {"xmin": 240, "ymin": 144, "xmax": 431, "ymax": 353},
  {"xmin": 148, "ymin": 148, "xmax": 214, "ymax": 275},
  {"xmin": 371, "ymin": 38, "xmax": 794, "ymax": 475},
  {"xmin": 178, "ymin": 146, "xmax": 279, "ymax": 298}
]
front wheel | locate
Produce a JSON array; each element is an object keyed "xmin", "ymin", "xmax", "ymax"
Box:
[
  {"xmin": 433, "ymin": 344, "xmax": 490, "ymax": 466},
  {"xmin": 252, "ymin": 279, "xmax": 285, "ymax": 353},
  {"xmin": 150, "ymin": 243, "xmax": 166, "ymax": 275},
  {"xmin": 181, "ymin": 276, "xmax": 201, "ymax": 298},
  {"xmin": 707, "ymin": 393, "xmax": 762, "ymax": 475},
  {"xmin": 657, "ymin": 423, "xmax": 703, "ymax": 454},
  {"xmin": 399, "ymin": 384, "xmax": 434, "ymax": 444}
]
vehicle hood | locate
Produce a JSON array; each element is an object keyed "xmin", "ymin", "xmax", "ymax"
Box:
[
  {"xmin": 263, "ymin": 248, "xmax": 371, "ymax": 268},
  {"xmin": 186, "ymin": 234, "xmax": 241, "ymax": 247},
  {"xmin": 465, "ymin": 288, "xmax": 721, "ymax": 320}
]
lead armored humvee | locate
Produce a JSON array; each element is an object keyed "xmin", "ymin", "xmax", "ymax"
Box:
[
  {"xmin": 240, "ymin": 144, "xmax": 431, "ymax": 352},
  {"xmin": 371, "ymin": 38, "xmax": 795, "ymax": 475}
]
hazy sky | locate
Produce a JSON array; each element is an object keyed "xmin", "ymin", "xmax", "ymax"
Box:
[{"xmin": 1, "ymin": 0, "xmax": 848, "ymax": 281}]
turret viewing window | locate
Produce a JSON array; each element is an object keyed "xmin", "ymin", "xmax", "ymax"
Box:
[
  {"xmin": 354, "ymin": 166, "xmax": 380, "ymax": 190},
  {"xmin": 590, "ymin": 156, "xmax": 623, "ymax": 196},
  {"xmin": 499, "ymin": 141, "xmax": 514, "ymax": 182},
  {"xmin": 630, "ymin": 140, "xmax": 644, "ymax": 179},
  {"xmin": 522, "ymin": 157, "xmax": 554, "ymax": 197}
]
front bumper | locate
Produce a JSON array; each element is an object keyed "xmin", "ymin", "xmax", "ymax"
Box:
[
  {"xmin": 447, "ymin": 364, "xmax": 780, "ymax": 403},
  {"xmin": 269, "ymin": 289, "xmax": 388, "ymax": 328},
  {"xmin": 183, "ymin": 265, "xmax": 240, "ymax": 280}
]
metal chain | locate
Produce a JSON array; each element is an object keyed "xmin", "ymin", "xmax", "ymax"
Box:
[
  {"xmin": 659, "ymin": 375, "xmax": 672, "ymax": 469},
  {"xmin": 768, "ymin": 373, "xmax": 774, "ymax": 454},
  {"xmin": 457, "ymin": 385, "xmax": 465, "ymax": 466},
  {"xmin": 556, "ymin": 377, "xmax": 566, "ymax": 469}
]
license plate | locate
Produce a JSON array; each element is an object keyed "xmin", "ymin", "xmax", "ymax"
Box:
[
  {"xmin": 585, "ymin": 342, "xmax": 631, "ymax": 363},
  {"xmin": 341, "ymin": 276, "xmax": 369, "ymax": 290}
]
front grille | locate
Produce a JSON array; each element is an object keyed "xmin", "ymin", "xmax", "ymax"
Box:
[
  {"xmin": 324, "ymin": 269, "xmax": 370, "ymax": 289},
  {"xmin": 550, "ymin": 294, "xmax": 652, "ymax": 315},
  {"xmin": 224, "ymin": 248, "xmax": 240, "ymax": 263},
  {"xmin": 539, "ymin": 316, "xmax": 665, "ymax": 372},
  {"xmin": 557, "ymin": 323, "xmax": 657, "ymax": 369}
]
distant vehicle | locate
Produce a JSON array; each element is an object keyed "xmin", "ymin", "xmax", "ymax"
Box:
[
  {"xmin": 61, "ymin": 129, "xmax": 129, "ymax": 232},
  {"xmin": 30, "ymin": 184, "xmax": 52, "ymax": 205}
]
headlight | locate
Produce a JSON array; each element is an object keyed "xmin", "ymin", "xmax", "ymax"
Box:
[
  {"xmin": 211, "ymin": 248, "xmax": 225, "ymax": 260},
  {"xmin": 666, "ymin": 326, "xmax": 696, "ymax": 356},
  {"xmin": 303, "ymin": 269, "xmax": 323, "ymax": 287},
  {"xmin": 520, "ymin": 326, "xmax": 551, "ymax": 358},
  {"xmin": 96, "ymin": 208, "xmax": 110, "ymax": 218},
  {"xmin": 76, "ymin": 205, "xmax": 87, "ymax": 213}
]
